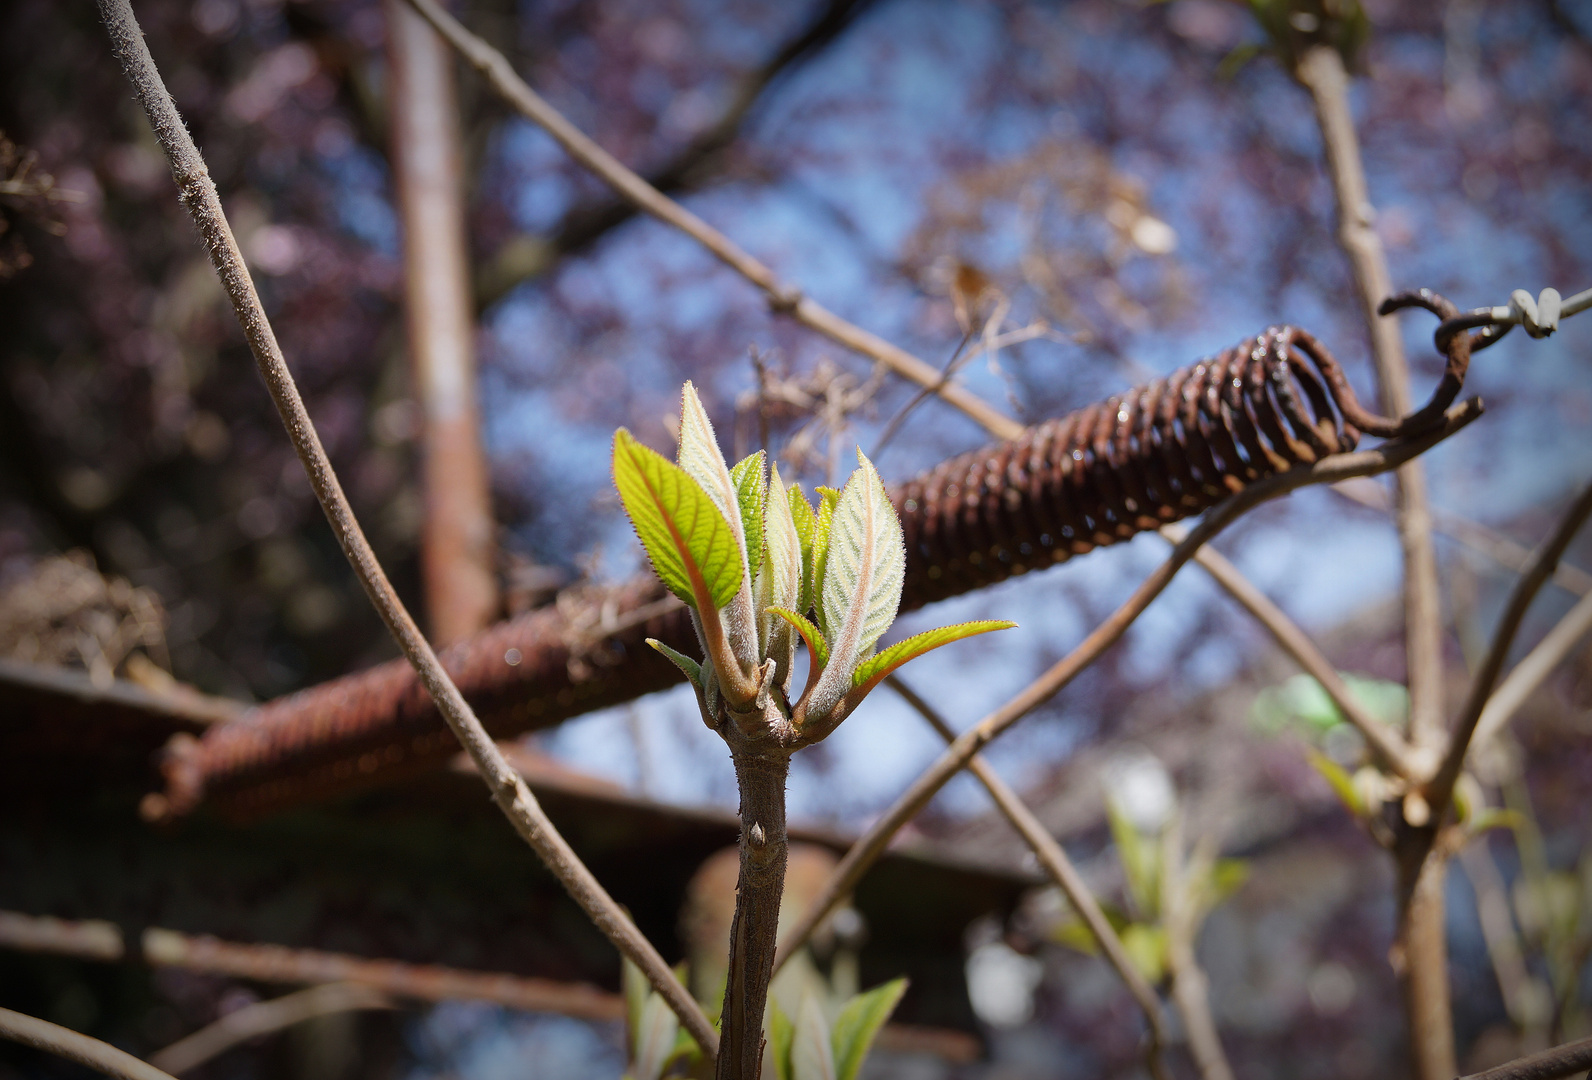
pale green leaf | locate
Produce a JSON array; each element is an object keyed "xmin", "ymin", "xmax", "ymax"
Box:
[
  {"xmin": 811, "ymin": 486, "xmax": 841, "ymax": 636},
  {"xmin": 1120, "ymin": 923, "xmax": 1167, "ymax": 985},
  {"xmin": 850, "ymin": 621, "xmax": 1016, "ymax": 693},
  {"xmin": 613, "ymin": 429, "xmax": 741, "ymax": 611},
  {"xmin": 806, "ymin": 454, "xmax": 904, "ymax": 721},
  {"xmin": 632, "ymin": 990, "xmax": 680, "ymax": 1080},
  {"xmin": 1469, "ymin": 808, "xmax": 1528, "ymax": 836},
  {"xmin": 1307, "ymin": 749, "xmax": 1366, "ymax": 818},
  {"xmin": 831, "ymin": 978, "xmax": 907, "ymax": 1080},
  {"xmin": 767, "ymin": 999, "xmax": 794, "ymax": 1080},
  {"xmin": 788, "ymin": 484, "xmax": 817, "ymax": 615},
  {"xmin": 768, "ymin": 607, "xmax": 828, "ymax": 672},
  {"xmin": 646, "ymin": 638, "xmax": 702, "ymax": 691},
  {"xmin": 677, "ymin": 381, "xmax": 749, "ymax": 576},
  {"xmin": 1107, "ymin": 798, "xmax": 1160, "ymax": 920},
  {"xmin": 731, "ymin": 451, "xmax": 767, "ymax": 584},
  {"xmin": 759, "ymin": 464, "xmax": 804, "ymax": 679},
  {"xmin": 622, "ymin": 956, "xmax": 648, "ymax": 1046},
  {"xmin": 791, "ymin": 993, "xmax": 836, "ymax": 1080}
]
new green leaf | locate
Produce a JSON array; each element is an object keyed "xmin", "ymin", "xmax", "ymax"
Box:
[
  {"xmin": 759, "ymin": 464, "xmax": 804, "ymax": 683},
  {"xmin": 646, "ymin": 638, "xmax": 702, "ymax": 692},
  {"xmin": 768, "ymin": 607, "xmax": 828, "ymax": 672},
  {"xmin": 788, "ymin": 483, "xmax": 817, "ymax": 615},
  {"xmin": 677, "ymin": 382, "xmax": 749, "ymax": 576},
  {"xmin": 849, "ymin": 620, "xmax": 1016, "ymax": 694},
  {"xmin": 831, "ymin": 978, "xmax": 907, "ymax": 1080},
  {"xmin": 613, "ymin": 428, "xmax": 741, "ymax": 611},
  {"xmin": 731, "ymin": 450, "xmax": 767, "ymax": 583},
  {"xmin": 768, "ymin": 1000, "xmax": 794, "ymax": 1080},
  {"xmin": 791, "ymin": 994, "xmax": 836, "ymax": 1080},
  {"xmin": 810, "ymin": 486, "xmax": 841, "ymax": 636}
]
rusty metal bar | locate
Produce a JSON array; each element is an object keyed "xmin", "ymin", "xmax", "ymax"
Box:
[
  {"xmin": 158, "ymin": 327, "xmax": 1445, "ymax": 818},
  {"xmin": 386, "ymin": 0, "xmax": 498, "ymax": 644}
]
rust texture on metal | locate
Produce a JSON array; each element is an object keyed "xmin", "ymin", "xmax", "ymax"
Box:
[
  {"xmin": 159, "ymin": 324, "xmax": 1468, "ymax": 818},
  {"xmin": 386, "ymin": 0, "xmax": 499, "ymax": 644}
]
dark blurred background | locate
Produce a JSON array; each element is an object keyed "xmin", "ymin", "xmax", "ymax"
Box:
[{"xmin": 2, "ymin": 0, "xmax": 1590, "ymax": 1077}]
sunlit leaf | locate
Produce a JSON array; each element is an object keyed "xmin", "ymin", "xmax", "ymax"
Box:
[
  {"xmin": 731, "ymin": 450, "xmax": 767, "ymax": 584},
  {"xmin": 1307, "ymin": 749, "xmax": 1366, "ymax": 818},
  {"xmin": 791, "ymin": 993, "xmax": 836, "ymax": 1080},
  {"xmin": 613, "ymin": 429, "xmax": 741, "ymax": 611},
  {"xmin": 849, "ymin": 621, "xmax": 1016, "ymax": 694},
  {"xmin": 1120, "ymin": 922, "xmax": 1167, "ymax": 985},
  {"xmin": 646, "ymin": 638, "xmax": 702, "ymax": 692},
  {"xmin": 632, "ymin": 989, "xmax": 680, "ymax": 1080},
  {"xmin": 677, "ymin": 382, "xmax": 749, "ymax": 576},
  {"xmin": 811, "ymin": 486, "xmax": 841, "ymax": 637},
  {"xmin": 768, "ymin": 607, "xmax": 828, "ymax": 672},
  {"xmin": 831, "ymin": 978, "xmax": 907, "ymax": 1080},
  {"xmin": 767, "ymin": 999, "xmax": 794, "ymax": 1080},
  {"xmin": 1107, "ymin": 798, "xmax": 1160, "ymax": 921},
  {"xmin": 759, "ymin": 464, "xmax": 804, "ymax": 682},
  {"xmin": 788, "ymin": 483, "xmax": 817, "ymax": 615}
]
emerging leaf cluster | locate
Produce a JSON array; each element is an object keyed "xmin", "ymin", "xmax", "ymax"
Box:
[{"xmin": 613, "ymin": 382, "xmax": 1013, "ymax": 736}]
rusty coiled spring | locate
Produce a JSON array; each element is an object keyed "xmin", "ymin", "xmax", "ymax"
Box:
[{"xmin": 894, "ymin": 314, "xmax": 1469, "ymax": 607}]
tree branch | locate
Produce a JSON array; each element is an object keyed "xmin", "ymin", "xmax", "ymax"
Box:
[
  {"xmin": 476, "ymin": 0, "xmax": 880, "ymax": 306},
  {"xmin": 1458, "ymin": 1035, "xmax": 1592, "ymax": 1080},
  {"xmin": 1470, "ymin": 586, "xmax": 1592, "ymax": 753},
  {"xmin": 0, "ymin": 1007, "xmax": 179, "ymax": 1080},
  {"xmin": 771, "ymin": 400, "xmax": 1481, "ymax": 971},
  {"xmin": 886, "ymin": 676, "xmax": 1173, "ymax": 1080},
  {"xmin": 95, "ymin": 0, "xmax": 717, "ymax": 1058},
  {"xmin": 403, "ymin": 0, "xmax": 1022, "ymax": 441},
  {"xmin": 1429, "ymin": 480, "xmax": 1592, "ymax": 814},
  {"xmin": 1160, "ymin": 828, "xmax": 1234, "ymax": 1080},
  {"xmin": 149, "ymin": 984, "xmax": 395, "ymax": 1076},
  {"xmin": 1163, "ymin": 525, "xmax": 1420, "ymax": 778},
  {"xmin": 1295, "ymin": 44, "xmax": 1446, "ymax": 753}
]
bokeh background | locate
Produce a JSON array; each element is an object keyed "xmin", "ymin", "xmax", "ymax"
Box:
[{"xmin": 2, "ymin": 0, "xmax": 1591, "ymax": 1076}]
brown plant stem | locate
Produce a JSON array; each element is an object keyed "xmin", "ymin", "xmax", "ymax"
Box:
[
  {"xmin": 1296, "ymin": 44, "xmax": 1446, "ymax": 756},
  {"xmin": 400, "ymin": 0, "xmax": 1021, "ymax": 441},
  {"xmin": 1458, "ymin": 841, "xmax": 1551, "ymax": 1047},
  {"xmin": 149, "ymin": 984, "xmax": 395, "ymax": 1076},
  {"xmin": 772, "ymin": 400, "xmax": 1482, "ymax": 971},
  {"xmin": 717, "ymin": 749, "xmax": 792, "ymax": 1080},
  {"xmin": 1163, "ymin": 525, "xmax": 1418, "ymax": 777},
  {"xmin": 95, "ymin": 0, "xmax": 716, "ymax": 1058},
  {"xmin": 1471, "ymin": 586, "xmax": 1592, "ymax": 752},
  {"xmin": 0, "ymin": 1007, "xmax": 178, "ymax": 1080},
  {"xmin": 1458, "ymin": 1035, "xmax": 1592, "ymax": 1080},
  {"xmin": 1161, "ymin": 829, "xmax": 1234, "ymax": 1080},
  {"xmin": 1429, "ymin": 481, "xmax": 1592, "ymax": 816},
  {"xmin": 386, "ymin": 0, "xmax": 498, "ymax": 644},
  {"xmin": 887, "ymin": 677, "xmax": 1173, "ymax": 1080}
]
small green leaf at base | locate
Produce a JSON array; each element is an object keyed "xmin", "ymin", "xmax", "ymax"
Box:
[
  {"xmin": 831, "ymin": 978, "xmax": 908, "ymax": 1080},
  {"xmin": 731, "ymin": 450, "xmax": 767, "ymax": 583},
  {"xmin": 646, "ymin": 638, "xmax": 702, "ymax": 691},
  {"xmin": 768, "ymin": 607, "xmax": 828, "ymax": 672},
  {"xmin": 792, "ymin": 994, "xmax": 836, "ymax": 1080},
  {"xmin": 768, "ymin": 1000, "xmax": 795, "ymax": 1080},
  {"xmin": 850, "ymin": 620, "xmax": 1017, "ymax": 693},
  {"xmin": 1307, "ymin": 749, "xmax": 1366, "ymax": 818},
  {"xmin": 613, "ymin": 429, "xmax": 742, "ymax": 612}
]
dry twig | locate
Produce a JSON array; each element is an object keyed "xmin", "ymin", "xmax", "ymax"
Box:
[
  {"xmin": 149, "ymin": 984, "xmax": 395, "ymax": 1076},
  {"xmin": 1457, "ymin": 1035, "xmax": 1592, "ymax": 1080},
  {"xmin": 95, "ymin": 0, "xmax": 716, "ymax": 1057},
  {"xmin": 887, "ymin": 676, "xmax": 1173, "ymax": 1080},
  {"xmin": 0, "ymin": 1006, "xmax": 178, "ymax": 1080}
]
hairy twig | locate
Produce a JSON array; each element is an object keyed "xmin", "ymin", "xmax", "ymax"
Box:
[
  {"xmin": 149, "ymin": 984, "xmax": 395, "ymax": 1075},
  {"xmin": 0, "ymin": 1006, "xmax": 178, "ymax": 1080},
  {"xmin": 95, "ymin": 0, "xmax": 716, "ymax": 1057},
  {"xmin": 403, "ymin": 0, "xmax": 1021, "ymax": 441},
  {"xmin": 1162, "ymin": 525, "xmax": 1420, "ymax": 777},
  {"xmin": 887, "ymin": 677, "xmax": 1172, "ymax": 1080},
  {"xmin": 1457, "ymin": 1035, "xmax": 1592, "ymax": 1080},
  {"xmin": 1295, "ymin": 44, "xmax": 1445, "ymax": 754},
  {"xmin": 1430, "ymin": 481, "xmax": 1592, "ymax": 814},
  {"xmin": 773, "ymin": 400, "xmax": 1482, "ymax": 969}
]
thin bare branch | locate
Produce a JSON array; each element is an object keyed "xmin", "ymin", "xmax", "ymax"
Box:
[
  {"xmin": 1471, "ymin": 586, "xmax": 1592, "ymax": 752},
  {"xmin": 1458, "ymin": 1035, "xmax": 1592, "ymax": 1080},
  {"xmin": 402, "ymin": 0, "xmax": 1024, "ymax": 442},
  {"xmin": 1458, "ymin": 842, "xmax": 1551, "ymax": 1045},
  {"xmin": 1296, "ymin": 44, "xmax": 1445, "ymax": 753},
  {"xmin": 1431, "ymin": 481, "xmax": 1592, "ymax": 813},
  {"xmin": 95, "ymin": 0, "xmax": 716, "ymax": 1057},
  {"xmin": 1161, "ymin": 828, "xmax": 1235, "ymax": 1080},
  {"xmin": 1333, "ymin": 479, "xmax": 1592, "ymax": 598},
  {"xmin": 1164, "ymin": 526, "xmax": 1420, "ymax": 778},
  {"xmin": 149, "ymin": 984, "xmax": 395, "ymax": 1076},
  {"xmin": 772, "ymin": 401, "xmax": 1482, "ymax": 970},
  {"xmin": 886, "ymin": 676, "xmax": 1172, "ymax": 1080},
  {"xmin": 0, "ymin": 1007, "xmax": 178, "ymax": 1080}
]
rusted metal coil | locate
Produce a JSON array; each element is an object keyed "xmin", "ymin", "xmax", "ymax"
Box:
[{"xmin": 161, "ymin": 320, "xmax": 1467, "ymax": 819}]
